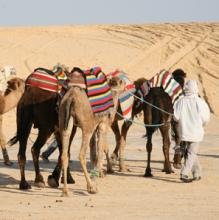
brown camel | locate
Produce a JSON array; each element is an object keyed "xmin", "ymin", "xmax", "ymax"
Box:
[
  {"xmin": 8, "ymin": 66, "xmax": 75, "ymax": 190},
  {"xmin": 110, "ymin": 69, "xmax": 186, "ymax": 172},
  {"xmin": 59, "ymin": 69, "xmax": 125, "ymax": 196},
  {"xmin": 0, "ymin": 77, "xmax": 25, "ymax": 165}
]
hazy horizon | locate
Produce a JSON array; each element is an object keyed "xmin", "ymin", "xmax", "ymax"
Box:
[{"xmin": 0, "ymin": 0, "xmax": 218, "ymax": 27}]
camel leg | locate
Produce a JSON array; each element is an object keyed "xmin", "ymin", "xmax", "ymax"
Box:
[
  {"xmin": 18, "ymin": 122, "xmax": 32, "ymax": 190},
  {"xmin": 110, "ymin": 121, "xmax": 121, "ymax": 163},
  {"xmin": 118, "ymin": 121, "xmax": 132, "ymax": 172},
  {"xmin": 61, "ymin": 117, "xmax": 76, "ymax": 196},
  {"xmin": 0, "ymin": 115, "xmax": 12, "ymax": 166},
  {"xmin": 90, "ymin": 132, "xmax": 97, "ymax": 170},
  {"xmin": 31, "ymin": 129, "xmax": 53, "ymax": 187},
  {"xmin": 61, "ymin": 125, "xmax": 76, "ymax": 184},
  {"xmin": 48, "ymin": 126, "xmax": 76, "ymax": 188},
  {"xmin": 1, "ymin": 143, "xmax": 12, "ymax": 166},
  {"xmin": 80, "ymin": 130, "xmax": 98, "ymax": 194},
  {"xmin": 90, "ymin": 126, "xmax": 114, "ymax": 175},
  {"xmin": 105, "ymin": 148, "xmax": 114, "ymax": 174},
  {"xmin": 104, "ymin": 137, "xmax": 114, "ymax": 174},
  {"xmin": 96, "ymin": 122, "xmax": 110, "ymax": 177},
  {"xmin": 160, "ymin": 125, "xmax": 174, "ymax": 174},
  {"xmin": 47, "ymin": 130, "xmax": 62, "ymax": 188},
  {"xmin": 144, "ymin": 128, "xmax": 154, "ymax": 177}
]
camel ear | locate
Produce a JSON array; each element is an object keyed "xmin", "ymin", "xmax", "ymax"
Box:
[{"xmin": 7, "ymin": 80, "xmax": 12, "ymax": 87}]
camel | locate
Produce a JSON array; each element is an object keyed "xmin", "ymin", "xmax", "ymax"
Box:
[
  {"xmin": 110, "ymin": 77, "xmax": 147, "ymax": 171},
  {"xmin": 143, "ymin": 69, "xmax": 186, "ymax": 176},
  {"xmin": 8, "ymin": 65, "xmax": 75, "ymax": 190},
  {"xmin": 0, "ymin": 77, "xmax": 25, "ymax": 165},
  {"xmin": 59, "ymin": 68, "xmax": 125, "ymax": 196},
  {"xmin": 143, "ymin": 87, "xmax": 174, "ymax": 176},
  {"xmin": 110, "ymin": 69, "xmax": 186, "ymax": 173}
]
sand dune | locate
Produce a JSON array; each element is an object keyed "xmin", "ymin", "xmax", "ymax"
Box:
[
  {"xmin": 1, "ymin": 23, "xmax": 219, "ymax": 114},
  {"xmin": 0, "ymin": 23, "xmax": 219, "ymax": 220}
]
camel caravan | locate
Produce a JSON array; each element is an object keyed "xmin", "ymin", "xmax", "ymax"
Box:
[{"xmin": 0, "ymin": 64, "xmax": 186, "ymax": 196}]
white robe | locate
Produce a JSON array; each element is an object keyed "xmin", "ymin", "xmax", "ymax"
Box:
[{"xmin": 174, "ymin": 80, "xmax": 210, "ymax": 142}]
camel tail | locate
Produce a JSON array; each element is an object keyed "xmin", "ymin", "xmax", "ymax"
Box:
[
  {"xmin": 8, "ymin": 100, "xmax": 33, "ymax": 146},
  {"xmin": 63, "ymin": 98, "xmax": 73, "ymax": 130}
]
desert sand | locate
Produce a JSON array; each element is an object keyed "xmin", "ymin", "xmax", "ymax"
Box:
[{"xmin": 0, "ymin": 23, "xmax": 219, "ymax": 220}]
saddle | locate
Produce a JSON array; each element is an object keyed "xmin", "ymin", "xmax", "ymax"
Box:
[
  {"xmin": 26, "ymin": 66, "xmax": 67, "ymax": 94},
  {"xmin": 68, "ymin": 67, "xmax": 114, "ymax": 116},
  {"xmin": 149, "ymin": 69, "xmax": 183, "ymax": 104}
]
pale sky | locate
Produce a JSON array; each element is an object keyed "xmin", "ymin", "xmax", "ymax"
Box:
[{"xmin": 0, "ymin": 0, "xmax": 218, "ymax": 26}]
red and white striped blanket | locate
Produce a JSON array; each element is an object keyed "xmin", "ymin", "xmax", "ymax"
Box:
[
  {"xmin": 149, "ymin": 69, "xmax": 183, "ymax": 103},
  {"xmin": 25, "ymin": 67, "xmax": 67, "ymax": 93}
]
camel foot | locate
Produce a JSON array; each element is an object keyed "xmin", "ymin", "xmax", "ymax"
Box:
[
  {"xmin": 173, "ymin": 163, "xmax": 182, "ymax": 169},
  {"xmin": 34, "ymin": 174, "xmax": 45, "ymax": 187},
  {"xmin": 144, "ymin": 168, "xmax": 153, "ymax": 177},
  {"xmin": 61, "ymin": 175, "xmax": 75, "ymax": 184},
  {"xmin": 119, "ymin": 165, "xmax": 130, "ymax": 172},
  {"xmin": 162, "ymin": 169, "xmax": 174, "ymax": 174},
  {"xmin": 110, "ymin": 153, "xmax": 118, "ymax": 166},
  {"xmin": 47, "ymin": 175, "xmax": 59, "ymax": 188},
  {"xmin": 62, "ymin": 189, "xmax": 69, "ymax": 197},
  {"xmin": 99, "ymin": 170, "xmax": 106, "ymax": 178},
  {"xmin": 20, "ymin": 180, "xmax": 31, "ymax": 190},
  {"xmin": 4, "ymin": 160, "xmax": 13, "ymax": 166},
  {"xmin": 144, "ymin": 172, "xmax": 153, "ymax": 177},
  {"xmin": 107, "ymin": 167, "xmax": 114, "ymax": 174},
  {"xmin": 87, "ymin": 183, "xmax": 98, "ymax": 194},
  {"xmin": 34, "ymin": 181, "xmax": 46, "ymax": 188}
]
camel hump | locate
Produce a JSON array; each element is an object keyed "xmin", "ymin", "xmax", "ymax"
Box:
[{"xmin": 34, "ymin": 67, "xmax": 54, "ymax": 75}]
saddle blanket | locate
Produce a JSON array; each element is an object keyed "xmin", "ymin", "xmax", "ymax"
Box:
[
  {"xmin": 150, "ymin": 69, "xmax": 183, "ymax": 103},
  {"xmin": 26, "ymin": 71, "xmax": 59, "ymax": 92},
  {"xmin": 108, "ymin": 70, "xmax": 136, "ymax": 120},
  {"xmin": 25, "ymin": 67, "xmax": 67, "ymax": 93},
  {"xmin": 84, "ymin": 67, "xmax": 114, "ymax": 115},
  {"xmin": 67, "ymin": 70, "xmax": 86, "ymax": 89}
]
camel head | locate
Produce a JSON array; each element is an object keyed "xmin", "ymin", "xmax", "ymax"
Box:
[
  {"xmin": 69, "ymin": 67, "xmax": 84, "ymax": 76},
  {"xmin": 4, "ymin": 77, "xmax": 25, "ymax": 96},
  {"xmin": 172, "ymin": 69, "xmax": 187, "ymax": 88},
  {"xmin": 134, "ymin": 77, "xmax": 147, "ymax": 90},
  {"xmin": 108, "ymin": 76, "xmax": 126, "ymax": 93}
]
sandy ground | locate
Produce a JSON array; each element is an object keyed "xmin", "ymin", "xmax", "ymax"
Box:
[{"xmin": 0, "ymin": 23, "xmax": 219, "ymax": 220}]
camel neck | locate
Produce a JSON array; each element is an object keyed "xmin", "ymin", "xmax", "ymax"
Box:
[
  {"xmin": 0, "ymin": 90, "xmax": 23, "ymax": 114},
  {"xmin": 110, "ymin": 89, "xmax": 121, "ymax": 122}
]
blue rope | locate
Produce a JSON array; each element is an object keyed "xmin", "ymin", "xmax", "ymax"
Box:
[
  {"xmin": 116, "ymin": 112, "xmax": 171, "ymax": 127},
  {"xmin": 127, "ymin": 90, "xmax": 174, "ymax": 116}
]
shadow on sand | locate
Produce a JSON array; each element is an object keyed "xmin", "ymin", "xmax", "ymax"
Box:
[
  {"xmin": 0, "ymin": 159, "xmax": 88, "ymax": 172},
  {"xmin": 198, "ymin": 153, "xmax": 219, "ymax": 159}
]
